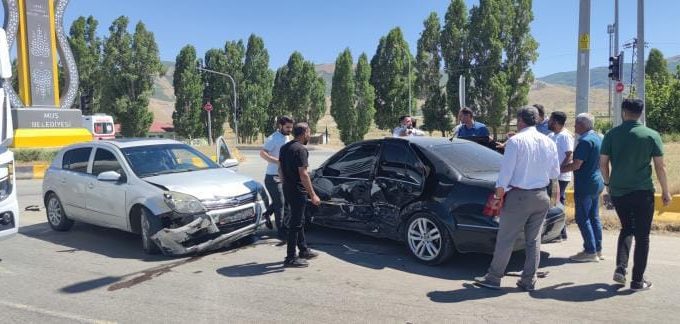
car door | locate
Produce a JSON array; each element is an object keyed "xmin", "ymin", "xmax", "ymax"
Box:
[
  {"xmin": 216, "ymin": 136, "xmax": 239, "ymax": 169},
  {"xmin": 85, "ymin": 147, "xmax": 128, "ymax": 229},
  {"xmin": 311, "ymin": 142, "xmax": 380, "ymax": 232},
  {"xmin": 372, "ymin": 142, "xmax": 426, "ymax": 236},
  {"xmin": 58, "ymin": 147, "xmax": 94, "ymax": 221}
]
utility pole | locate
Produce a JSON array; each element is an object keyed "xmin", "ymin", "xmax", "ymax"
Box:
[
  {"xmin": 408, "ymin": 53, "xmax": 412, "ymax": 116},
  {"xmin": 197, "ymin": 66, "xmax": 239, "ymax": 145},
  {"xmin": 607, "ymin": 24, "xmax": 615, "ymax": 120},
  {"xmin": 637, "ymin": 0, "xmax": 645, "ymax": 124},
  {"xmin": 613, "ymin": 0, "xmax": 622, "ymax": 126},
  {"xmin": 575, "ymin": 0, "xmax": 591, "ymax": 115}
]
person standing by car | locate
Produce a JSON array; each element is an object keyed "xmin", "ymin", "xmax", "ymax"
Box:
[
  {"xmin": 561, "ymin": 113, "xmax": 604, "ymax": 263},
  {"xmin": 548, "ymin": 111, "xmax": 574, "ymax": 241},
  {"xmin": 260, "ymin": 116, "xmax": 293, "ymax": 240},
  {"xmin": 600, "ymin": 99, "xmax": 672, "ymax": 291},
  {"xmin": 393, "ymin": 115, "xmax": 425, "ymax": 137},
  {"xmin": 279, "ymin": 122, "xmax": 321, "ymax": 268},
  {"xmin": 534, "ymin": 104, "xmax": 552, "ymax": 135},
  {"xmin": 456, "ymin": 107, "xmax": 490, "ymax": 138},
  {"xmin": 474, "ymin": 106, "xmax": 560, "ymax": 291}
]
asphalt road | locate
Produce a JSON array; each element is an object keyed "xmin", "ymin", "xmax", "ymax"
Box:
[{"xmin": 2, "ymin": 148, "xmax": 680, "ymax": 323}]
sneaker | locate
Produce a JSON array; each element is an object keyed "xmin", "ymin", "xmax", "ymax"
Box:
[
  {"xmin": 631, "ymin": 280, "xmax": 653, "ymax": 291},
  {"xmin": 516, "ymin": 280, "xmax": 536, "ymax": 292},
  {"xmin": 613, "ymin": 271, "xmax": 626, "ymax": 284},
  {"xmin": 474, "ymin": 276, "xmax": 501, "ymax": 290},
  {"xmin": 283, "ymin": 257, "xmax": 309, "ymax": 268},
  {"xmin": 597, "ymin": 251, "xmax": 605, "ymax": 261},
  {"xmin": 569, "ymin": 251, "xmax": 599, "ymax": 262},
  {"xmin": 299, "ymin": 249, "xmax": 319, "ymax": 260}
]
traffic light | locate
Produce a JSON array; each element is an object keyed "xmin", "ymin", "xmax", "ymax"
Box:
[
  {"xmin": 608, "ymin": 53, "xmax": 624, "ymax": 81},
  {"xmin": 80, "ymin": 94, "xmax": 93, "ymax": 115}
]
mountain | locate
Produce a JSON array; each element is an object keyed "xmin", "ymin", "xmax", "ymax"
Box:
[{"xmin": 539, "ymin": 55, "xmax": 680, "ymax": 88}]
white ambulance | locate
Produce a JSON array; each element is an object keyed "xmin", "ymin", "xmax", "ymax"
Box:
[{"xmin": 82, "ymin": 114, "xmax": 115, "ymax": 140}]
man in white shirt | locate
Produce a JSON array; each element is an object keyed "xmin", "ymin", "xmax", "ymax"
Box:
[
  {"xmin": 392, "ymin": 115, "xmax": 425, "ymax": 137},
  {"xmin": 474, "ymin": 106, "xmax": 560, "ymax": 291},
  {"xmin": 548, "ymin": 111, "xmax": 574, "ymax": 241},
  {"xmin": 260, "ymin": 116, "xmax": 293, "ymax": 240}
]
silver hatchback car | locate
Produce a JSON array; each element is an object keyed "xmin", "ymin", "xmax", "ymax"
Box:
[{"xmin": 42, "ymin": 138, "xmax": 267, "ymax": 255}]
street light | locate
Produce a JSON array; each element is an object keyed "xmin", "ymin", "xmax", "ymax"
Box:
[{"xmin": 197, "ymin": 65, "xmax": 239, "ymax": 145}]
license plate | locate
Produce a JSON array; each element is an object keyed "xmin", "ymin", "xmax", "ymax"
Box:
[{"xmin": 218, "ymin": 208, "xmax": 255, "ymax": 225}]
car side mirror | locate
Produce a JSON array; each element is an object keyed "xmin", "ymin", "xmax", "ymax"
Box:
[
  {"xmin": 97, "ymin": 171, "xmax": 122, "ymax": 182},
  {"xmin": 220, "ymin": 159, "xmax": 239, "ymax": 170}
]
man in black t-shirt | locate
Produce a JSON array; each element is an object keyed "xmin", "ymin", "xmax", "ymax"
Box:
[{"xmin": 279, "ymin": 122, "xmax": 321, "ymax": 267}]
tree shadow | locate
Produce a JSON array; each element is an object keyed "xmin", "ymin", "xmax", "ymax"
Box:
[{"xmin": 529, "ymin": 282, "xmax": 634, "ymax": 302}]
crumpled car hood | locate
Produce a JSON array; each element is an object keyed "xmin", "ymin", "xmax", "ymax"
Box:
[{"xmin": 144, "ymin": 168, "xmax": 260, "ymax": 200}]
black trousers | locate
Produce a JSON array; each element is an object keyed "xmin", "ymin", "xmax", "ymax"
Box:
[
  {"xmin": 612, "ymin": 190, "xmax": 655, "ymax": 283},
  {"xmin": 264, "ymin": 174, "xmax": 286, "ymax": 237},
  {"xmin": 284, "ymin": 190, "xmax": 308, "ymax": 260}
]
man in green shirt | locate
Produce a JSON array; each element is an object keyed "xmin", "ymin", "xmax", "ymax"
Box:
[{"xmin": 600, "ymin": 99, "xmax": 672, "ymax": 291}]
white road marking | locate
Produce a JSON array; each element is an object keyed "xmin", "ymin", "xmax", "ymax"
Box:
[{"xmin": 0, "ymin": 300, "xmax": 117, "ymax": 324}]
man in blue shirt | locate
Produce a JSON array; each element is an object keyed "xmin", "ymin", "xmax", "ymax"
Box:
[
  {"xmin": 534, "ymin": 104, "xmax": 552, "ymax": 135},
  {"xmin": 457, "ymin": 107, "xmax": 490, "ymax": 137},
  {"xmin": 561, "ymin": 113, "xmax": 604, "ymax": 263}
]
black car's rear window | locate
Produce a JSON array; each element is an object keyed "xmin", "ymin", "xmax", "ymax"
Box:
[{"xmin": 430, "ymin": 142, "xmax": 502, "ymax": 174}]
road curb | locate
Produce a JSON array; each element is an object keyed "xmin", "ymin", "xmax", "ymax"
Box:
[{"xmin": 16, "ymin": 164, "xmax": 48, "ymax": 180}]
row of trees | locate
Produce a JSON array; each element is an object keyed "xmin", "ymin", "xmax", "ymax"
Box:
[
  {"xmin": 330, "ymin": 0, "xmax": 537, "ymax": 144},
  {"xmin": 172, "ymin": 42, "xmax": 326, "ymax": 142},
  {"xmin": 68, "ymin": 16, "xmax": 164, "ymax": 137},
  {"xmin": 645, "ymin": 48, "xmax": 680, "ymax": 133}
]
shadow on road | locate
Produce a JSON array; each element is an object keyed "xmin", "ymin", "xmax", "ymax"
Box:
[
  {"xmin": 529, "ymin": 282, "xmax": 633, "ymax": 301},
  {"xmin": 216, "ymin": 261, "xmax": 285, "ymax": 277}
]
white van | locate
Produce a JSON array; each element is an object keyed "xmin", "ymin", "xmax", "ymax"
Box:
[{"xmin": 82, "ymin": 114, "xmax": 115, "ymax": 140}]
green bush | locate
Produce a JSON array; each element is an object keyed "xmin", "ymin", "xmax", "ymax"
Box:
[
  {"xmin": 14, "ymin": 148, "xmax": 59, "ymax": 162},
  {"xmin": 661, "ymin": 132, "xmax": 680, "ymax": 143},
  {"xmin": 594, "ymin": 119, "xmax": 613, "ymax": 134}
]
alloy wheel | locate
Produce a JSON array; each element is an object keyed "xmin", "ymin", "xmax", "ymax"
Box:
[
  {"xmin": 47, "ymin": 197, "xmax": 63, "ymax": 226},
  {"xmin": 407, "ymin": 217, "xmax": 442, "ymax": 261}
]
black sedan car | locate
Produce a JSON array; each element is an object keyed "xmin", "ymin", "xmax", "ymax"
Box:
[{"xmin": 308, "ymin": 137, "xmax": 565, "ymax": 265}]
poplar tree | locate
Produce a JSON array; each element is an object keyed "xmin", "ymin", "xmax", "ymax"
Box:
[
  {"xmin": 370, "ymin": 28, "xmax": 414, "ymax": 130},
  {"xmin": 172, "ymin": 45, "xmax": 203, "ymax": 139}
]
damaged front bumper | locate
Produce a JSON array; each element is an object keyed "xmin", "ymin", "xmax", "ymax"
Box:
[{"xmin": 151, "ymin": 201, "xmax": 265, "ymax": 255}]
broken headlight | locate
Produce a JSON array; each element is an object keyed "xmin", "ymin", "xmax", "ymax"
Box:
[
  {"xmin": 163, "ymin": 191, "xmax": 205, "ymax": 214},
  {"xmin": 0, "ymin": 161, "xmax": 14, "ymax": 202}
]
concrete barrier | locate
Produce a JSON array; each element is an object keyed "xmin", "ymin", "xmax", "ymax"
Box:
[{"xmin": 564, "ymin": 190, "xmax": 680, "ymax": 223}]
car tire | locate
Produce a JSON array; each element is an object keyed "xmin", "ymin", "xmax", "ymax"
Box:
[
  {"xmin": 404, "ymin": 213, "xmax": 454, "ymax": 265},
  {"xmin": 45, "ymin": 193, "xmax": 74, "ymax": 231},
  {"xmin": 140, "ymin": 208, "xmax": 161, "ymax": 255}
]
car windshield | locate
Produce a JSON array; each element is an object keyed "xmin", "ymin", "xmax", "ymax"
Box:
[
  {"xmin": 121, "ymin": 144, "xmax": 219, "ymax": 178},
  {"xmin": 430, "ymin": 142, "xmax": 502, "ymax": 174}
]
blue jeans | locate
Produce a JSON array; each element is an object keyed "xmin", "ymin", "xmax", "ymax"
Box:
[{"xmin": 574, "ymin": 194, "xmax": 603, "ymax": 254}]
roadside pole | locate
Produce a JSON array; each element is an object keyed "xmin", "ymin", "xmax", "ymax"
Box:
[{"xmin": 575, "ymin": 0, "xmax": 591, "ymax": 115}]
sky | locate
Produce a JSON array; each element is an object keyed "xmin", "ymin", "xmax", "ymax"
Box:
[{"xmin": 4, "ymin": 0, "xmax": 680, "ymax": 77}]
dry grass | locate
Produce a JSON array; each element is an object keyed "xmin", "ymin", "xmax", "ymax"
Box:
[{"xmin": 657, "ymin": 142, "xmax": 680, "ymax": 195}]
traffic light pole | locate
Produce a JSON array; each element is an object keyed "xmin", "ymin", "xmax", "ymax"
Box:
[
  {"xmin": 637, "ymin": 0, "xmax": 645, "ymax": 124},
  {"xmin": 613, "ymin": 0, "xmax": 622, "ymax": 126},
  {"xmin": 197, "ymin": 66, "xmax": 239, "ymax": 145}
]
